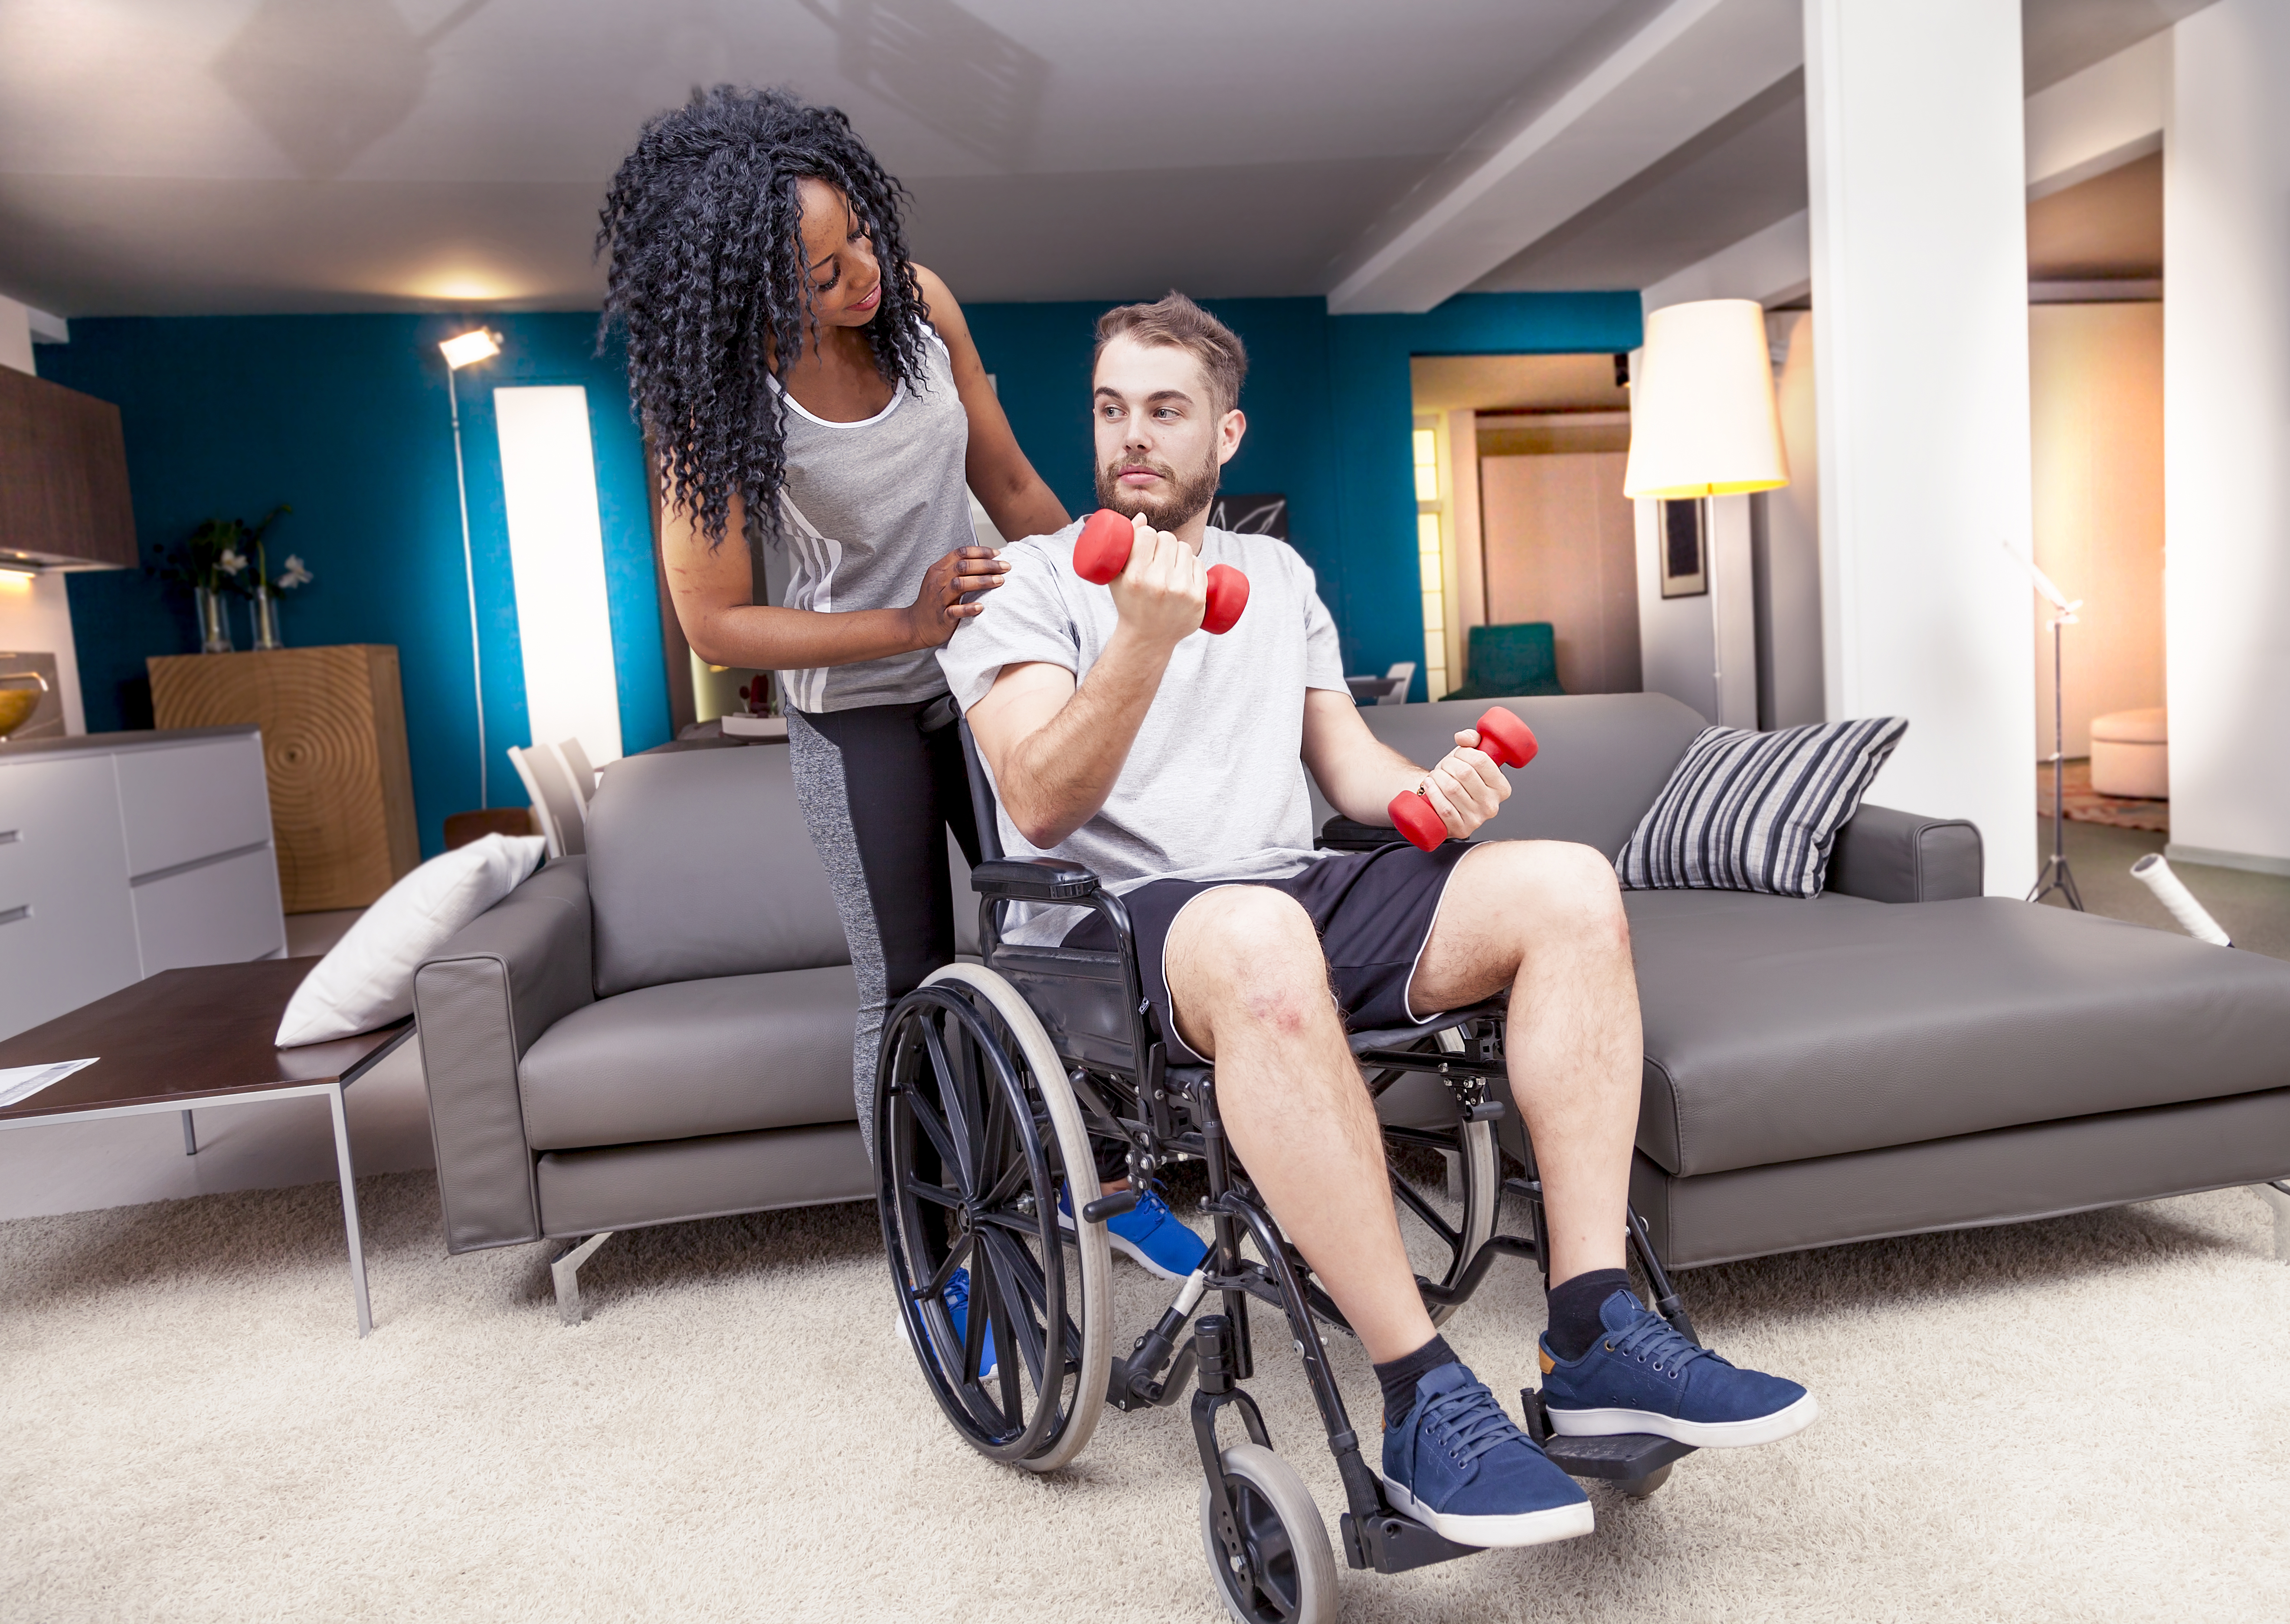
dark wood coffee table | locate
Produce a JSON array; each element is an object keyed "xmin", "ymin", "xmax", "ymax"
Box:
[{"xmin": 0, "ymin": 959, "xmax": 413, "ymax": 1336}]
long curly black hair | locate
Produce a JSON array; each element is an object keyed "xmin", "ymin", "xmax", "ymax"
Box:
[{"xmin": 597, "ymin": 85, "xmax": 932, "ymax": 547}]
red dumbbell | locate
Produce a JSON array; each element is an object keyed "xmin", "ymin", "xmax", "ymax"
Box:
[
  {"xmin": 1073, "ymin": 509, "xmax": 1250, "ymax": 635},
  {"xmin": 1387, "ymin": 707, "xmax": 1539, "ymax": 852}
]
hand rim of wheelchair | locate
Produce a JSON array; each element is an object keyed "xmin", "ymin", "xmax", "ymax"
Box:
[{"xmin": 875, "ymin": 968, "xmax": 1112, "ymax": 1470}]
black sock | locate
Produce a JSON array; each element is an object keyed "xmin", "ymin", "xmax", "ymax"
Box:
[
  {"xmin": 1373, "ymin": 1333, "xmax": 1458, "ymax": 1429},
  {"xmin": 1544, "ymin": 1268, "xmax": 1633, "ymax": 1363}
]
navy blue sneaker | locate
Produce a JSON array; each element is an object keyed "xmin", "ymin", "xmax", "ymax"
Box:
[
  {"xmin": 1540, "ymin": 1290, "xmax": 1816, "ymax": 1448},
  {"xmin": 1379, "ymin": 1363, "xmax": 1593, "ymax": 1548},
  {"xmin": 1060, "ymin": 1184, "xmax": 1209, "ymax": 1280},
  {"xmin": 942, "ymin": 1267, "xmax": 997, "ymax": 1381}
]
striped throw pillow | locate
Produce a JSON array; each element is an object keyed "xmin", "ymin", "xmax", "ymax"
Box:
[{"xmin": 1616, "ymin": 717, "xmax": 1910, "ymax": 897}]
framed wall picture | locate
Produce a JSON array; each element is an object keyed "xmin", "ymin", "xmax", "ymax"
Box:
[{"xmin": 1659, "ymin": 498, "xmax": 1707, "ymax": 599}]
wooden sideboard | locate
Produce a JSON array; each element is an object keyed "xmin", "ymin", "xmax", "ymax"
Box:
[{"xmin": 149, "ymin": 646, "xmax": 419, "ymax": 912}]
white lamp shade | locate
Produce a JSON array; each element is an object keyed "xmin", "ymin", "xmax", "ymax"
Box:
[
  {"xmin": 1623, "ymin": 299, "xmax": 1789, "ymax": 499},
  {"xmin": 439, "ymin": 328, "xmax": 502, "ymax": 370}
]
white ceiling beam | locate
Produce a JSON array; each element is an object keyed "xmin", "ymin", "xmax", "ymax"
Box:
[
  {"xmin": 1640, "ymin": 208, "xmax": 1808, "ymax": 314},
  {"xmin": 2024, "ymin": 29, "xmax": 2168, "ymax": 198},
  {"xmin": 1640, "ymin": 28, "xmax": 2177, "ymax": 323},
  {"xmin": 1325, "ymin": 0, "xmax": 1803, "ymax": 315}
]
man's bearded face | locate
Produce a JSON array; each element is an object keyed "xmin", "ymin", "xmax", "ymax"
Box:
[{"xmin": 1095, "ymin": 444, "xmax": 1222, "ymax": 528}]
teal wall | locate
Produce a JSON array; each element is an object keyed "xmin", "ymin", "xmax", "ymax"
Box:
[
  {"xmin": 39, "ymin": 314, "xmax": 671, "ymax": 858},
  {"xmin": 960, "ymin": 291, "xmax": 1642, "ymax": 699},
  {"xmin": 39, "ymin": 290, "xmax": 1638, "ymax": 855}
]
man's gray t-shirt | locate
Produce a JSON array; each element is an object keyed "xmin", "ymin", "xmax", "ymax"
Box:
[{"xmin": 936, "ymin": 518, "xmax": 1348, "ymax": 943}]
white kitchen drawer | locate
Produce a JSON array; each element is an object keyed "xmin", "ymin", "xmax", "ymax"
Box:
[
  {"xmin": 114, "ymin": 732, "xmax": 274, "ymax": 880},
  {"xmin": 0, "ymin": 754, "xmax": 142, "ymax": 1040},
  {"xmin": 130, "ymin": 844, "xmax": 286, "ymax": 976}
]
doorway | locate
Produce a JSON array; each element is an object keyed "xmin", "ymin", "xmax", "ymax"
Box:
[{"xmin": 1410, "ymin": 354, "xmax": 1639, "ymax": 702}]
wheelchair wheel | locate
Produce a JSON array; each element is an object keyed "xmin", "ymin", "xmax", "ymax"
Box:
[
  {"xmin": 1199, "ymin": 1443, "xmax": 1337, "ymax": 1624},
  {"xmin": 876, "ymin": 965, "xmax": 1111, "ymax": 1472},
  {"xmin": 1378, "ymin": 1029, "xmax": 1498, "ymax": 1328}
]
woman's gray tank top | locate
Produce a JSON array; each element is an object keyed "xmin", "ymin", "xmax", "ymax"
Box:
[{"xmin": 772, "ymin": 331, "xmax": 972, "ymax": 713}]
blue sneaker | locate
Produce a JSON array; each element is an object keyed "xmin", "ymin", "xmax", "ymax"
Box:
[
  {"xmin": 1539, "ymin": 1290, "xmax": 1816, "ymax": 1448},
  {"xmin": 1379, "ymin": 1363, "xmax": 1593, "ymax": 1548},
  {"xmin": 942, "ymin": 1267, "xmax": 997, "ymax": 1382},
  {"xmin": 1060, "ymin": 1184, "xmax": 1209, "ymax": 1280}
]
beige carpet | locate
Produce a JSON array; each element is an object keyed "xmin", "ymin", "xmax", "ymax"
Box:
[{"xmin": 3, "ymin": 1176, "xmax": 2285, "ymax": 1624}]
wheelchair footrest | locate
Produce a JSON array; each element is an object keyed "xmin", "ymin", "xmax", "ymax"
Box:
[
  {"xmin": 1540, "ymin": 1430, "xmax": 1696, "ymax": 1482},
  {"xmin": 1340, "ymin": 1509, "xmax": 1484, "ymax": 1574}
]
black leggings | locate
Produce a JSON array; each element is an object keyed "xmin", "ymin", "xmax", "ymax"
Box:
[{"xmin": 786, "ymin": 700, "xmax": 980, "ymax": 1159}]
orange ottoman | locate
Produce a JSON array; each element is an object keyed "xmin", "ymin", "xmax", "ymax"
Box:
[{"xmin": 2090, "ymin": 706, "xmax": 2167, "ymax": 799}]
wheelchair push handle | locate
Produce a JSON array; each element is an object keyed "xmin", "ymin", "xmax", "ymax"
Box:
[
  {"xmin": 1387, "ymin": 707, "xmax": 1539, "ymax": 852},
  {"xmin": 1073, "ymin": 508, "xmax": 1250, "ymax": 635}
]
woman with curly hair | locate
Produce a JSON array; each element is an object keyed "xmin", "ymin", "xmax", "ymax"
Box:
[{"xmin": 599, "ymin": 85, "xmax": 1068, "ymax": 1155}]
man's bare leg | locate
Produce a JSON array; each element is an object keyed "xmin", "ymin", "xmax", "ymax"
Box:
[
  {"xmin": 1407, "ymin": 840, "xmax": 1640, "ymax": 1287},
  {"xmin": 1163, "ymin": 885, "xmax": 1439, "ymax": 1365}
]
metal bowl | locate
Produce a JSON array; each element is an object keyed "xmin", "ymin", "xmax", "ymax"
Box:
[{"xmin": 0, "ymin": 670, "xmax": 50, "ymax": 740}]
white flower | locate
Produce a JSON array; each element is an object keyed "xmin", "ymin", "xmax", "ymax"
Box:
[
  {"xmin": 217, "ymin": 549, "xmax": 248, "ymax": 575},
  {"xmin": 276, "ymin": 555, "xmax": 313, "ymax": 590}
]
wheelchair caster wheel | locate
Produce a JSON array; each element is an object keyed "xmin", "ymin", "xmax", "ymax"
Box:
[
  {"xmin": 1620, "ymin": 1463, "xmax": 1673, "ymax": 1499},
  {"xmin": 1200, "ymin": 1443, "xmax": 1337, "ymax": 1624}
]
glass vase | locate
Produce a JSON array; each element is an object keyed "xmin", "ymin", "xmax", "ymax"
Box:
[
  {"xmin": 195, "ymin": 586, "xmax": 234, "ymax": 654},
  {"xmin": 252, "ymin": 591, "xmax": 284, "ymax": 651}
]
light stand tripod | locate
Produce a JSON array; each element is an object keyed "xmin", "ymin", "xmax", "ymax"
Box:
[{"xmin": 2028, "ymin": 599, "xmax": 2084, "ymax": 910}]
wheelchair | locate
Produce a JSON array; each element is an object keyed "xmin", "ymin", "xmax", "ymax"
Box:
[{"xmin": 874, "ymin": 728, "xmax": 1706, "ymax": 1623}]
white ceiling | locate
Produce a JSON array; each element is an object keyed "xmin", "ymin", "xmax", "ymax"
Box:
[{"xmin": 0, "ymin": 0, "xmax": 2218, "ymax": 318}]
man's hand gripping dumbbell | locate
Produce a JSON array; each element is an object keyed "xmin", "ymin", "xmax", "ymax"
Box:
[
  {"xmin": 1387, "ymin": 706, "xmax": 1539, "ymax": 851},
  {"xmin": 1075, "ymin": 508, "xmax": 1249, "ymax": 634}
]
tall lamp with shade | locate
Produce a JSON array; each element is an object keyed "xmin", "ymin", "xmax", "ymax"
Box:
[
  {"xmin": 1623, "ymin": 298, "xmax": 1790, "ymax": 727},
  {"xmin": 440, "ymin": 327, "xmax": 501, "ymax": 807}
]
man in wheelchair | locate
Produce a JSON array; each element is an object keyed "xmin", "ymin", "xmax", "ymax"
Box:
[{"xmin": 938, "ymin": 292, "xmax": 1816, "ymax": 1550}]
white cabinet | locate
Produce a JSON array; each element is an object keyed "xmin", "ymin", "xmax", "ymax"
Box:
[
  {"xmin": 0, "ymin": 753, "xmax": 142, "ymax": 1039},
  {"xmin": 0, "ymin": 728, "xmax": 287, "ymax": 1040},
  {"xmin": 115, "ymin": 730, "xmax": 274, "ymax": 879}
]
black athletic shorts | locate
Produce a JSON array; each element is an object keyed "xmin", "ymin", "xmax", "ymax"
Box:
[{"xmin": 1060, "ymin": 841, "xmax": 1477, "ymax": 1064}]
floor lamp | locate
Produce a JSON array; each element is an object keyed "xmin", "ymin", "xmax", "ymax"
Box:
[
  {"xmin": 1623, "ymin": 300, "xmax": 1790, "ymax": 725},
  {"xmin": 2016, "ymin": 550, "xmax": 2085, "ymax": 910},
  {"xmin": 440, "ymin": 327, "xmax": 502, "ymax": 808}
]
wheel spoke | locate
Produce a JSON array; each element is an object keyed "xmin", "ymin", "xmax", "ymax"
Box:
[
  {"xmin": 979, "ymin": 1228, "xmax": 1050, "ymax": 1390},
  {"xmin": 904, "ymin": 1087, "xmax": 962, "ymax": 1190},
  {"xmin": 1390, "ymin": 1166, "xmax": 1461, "ymax": 1251},
  {"xmin": 919, "ymin": 1019, "xmax": 979, "ymax": 1191},
  {"xmin": 911, "ymin": 1231, "xmax": 973, "ymax": 1301},
  {"xmin": 902, "ymin": 1175, "xmax": 963, "ymax": 1211},
  {"xmin": 973, "ymin": 1239, "xmax": 1028, "ymax": 1419},
  {"xmin": 960, "ymin": 1231, "xmax": 997, "ymax": 1393},
  {"xmin": 975, "ymin": 1157, "xmax": 1031, "ymax": 1215}
]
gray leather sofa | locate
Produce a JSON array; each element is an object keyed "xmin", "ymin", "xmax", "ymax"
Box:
[
  {"xmin": 413, "ymin": 744, "xmax": 886, "ymax": 1284},
  {"xmin": 417, "ymin": 692, "xmax": 2290, "ymax": 1299},
  {"xmin": 1345, "ymin": 694, "xmax": 2290, "ymax": 1267}
]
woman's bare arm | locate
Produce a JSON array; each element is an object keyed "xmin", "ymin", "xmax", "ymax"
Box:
[
  {"xmin": 659, "ymin": 487, "xmax": 1004, "ymax": 671},
  {"xmin": 916, "ymin": 266, "xmax": 1071, "ymax": 542}
]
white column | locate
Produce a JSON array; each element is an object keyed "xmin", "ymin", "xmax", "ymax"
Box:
[
  {"xmin": 1803, "ymin": 0, "xmax": 2037, "ymax": 895},
  {"xmin": 2163, "ymin": 0, "xmax": 2290, "ymax": 874}
]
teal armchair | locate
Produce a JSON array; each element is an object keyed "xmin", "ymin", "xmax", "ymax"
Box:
[{"xmin": 1441, "ymin": 623, "xmax": 1565, "ymax": 701}]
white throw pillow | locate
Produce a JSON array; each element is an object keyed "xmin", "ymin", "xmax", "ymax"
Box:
[{"xmin": 276, "ymin": 834, "xmax": 546, "ymax": 1047}]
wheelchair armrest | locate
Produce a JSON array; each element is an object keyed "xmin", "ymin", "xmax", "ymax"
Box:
[
  {"xmin": 1318, "ymin": 815, "xmax": 1404, "ymax": 853},
  {"xmin": 971, "ymin": 857, "xmax": 1102, "ymax": 902}
]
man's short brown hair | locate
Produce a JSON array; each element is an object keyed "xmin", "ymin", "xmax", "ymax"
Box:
[{"xmin": 1093, "ymin": 291, "xmax": 1248, "ymax": 416}]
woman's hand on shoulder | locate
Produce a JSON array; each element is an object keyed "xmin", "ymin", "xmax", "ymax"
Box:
[{"xmin": 905, "ymin": 544, "xmax": 1008, "ymax": 649}]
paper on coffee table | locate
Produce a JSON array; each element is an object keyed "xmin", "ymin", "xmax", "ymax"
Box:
[{"xmin": 0, "ymin": 1058, "xmax": 98, "ymax": 1108}]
